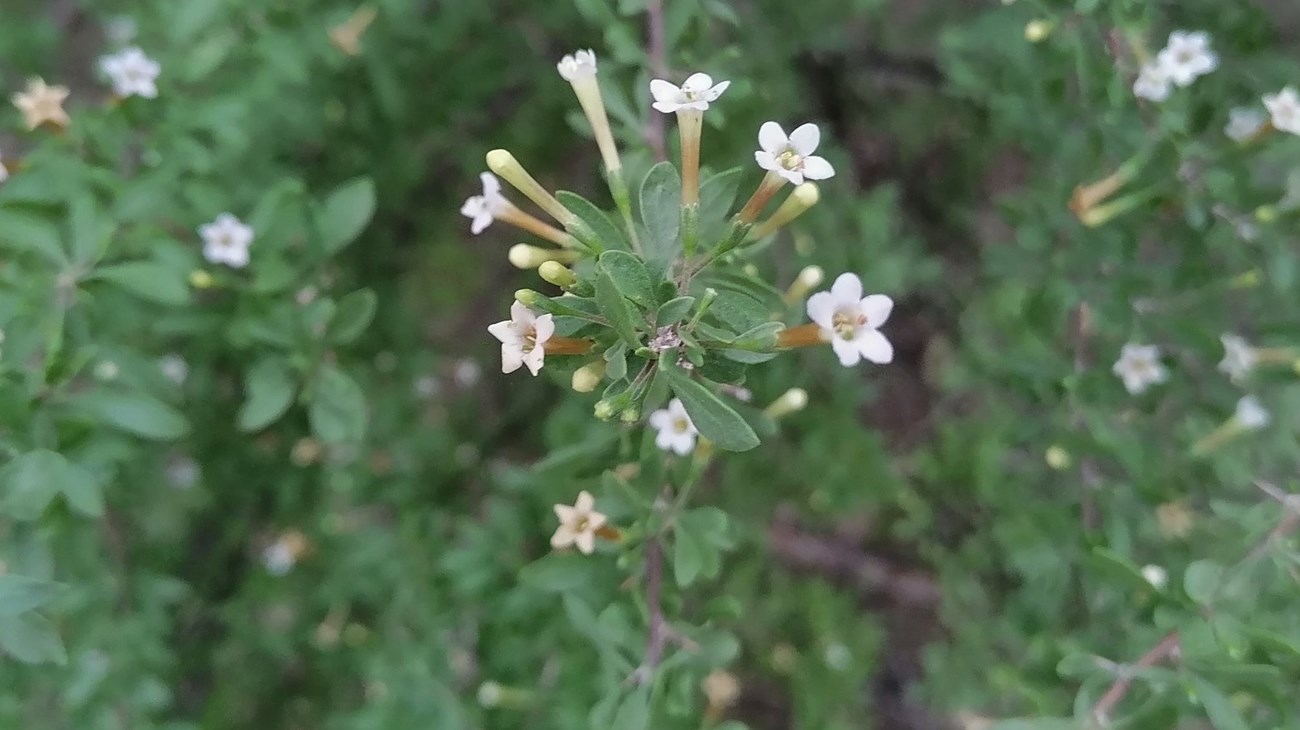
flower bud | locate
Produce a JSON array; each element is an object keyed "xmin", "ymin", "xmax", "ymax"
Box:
[
  {"xmin": 1044, "ymin": 445, "xmax": 1071, "ymax": 470},
  {"xmin": 593, "ymin": 399, "xmax": 617, "ymax": 420},
  {"xmin": 486, "ymin": 149, "xmax": 576, "ymax": 226},
  {"xmin": 764, "ymin": 388, "xmax": 808, "ymax": 420},
  {"xmin": 571, "ymin": 361, "xmax": 605, "ymax": 392},
  {"xmin": 508, "ymin": 243, "xmax": 577, "ymax": 270},
  {"xmin": 189, "ymin": 270, "xmax": 216, "ymax": 289},
  {"xmin": 1024, "ymin": 19, "xmax": 1054, "ymax": 43},
  {"xmin": 513, "ymin": 289, "xmax": 542, "ymax": 308},
  {"xmin": 538, "ymin": 260, "xmax": 578, "ymax": 289},
  {"xmin": 751, "ymin": 183, "xmax": 820, "ymax": 239},
  {"xmin": 784, "ymin": 264, "xmax": 825, "ymax": 305}
]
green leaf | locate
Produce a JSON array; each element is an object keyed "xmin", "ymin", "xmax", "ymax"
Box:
[
  {"xmin": 673, "ymin": 524, "xmax": 705, "ymax": 587},
  {"xmin": 597, "ymin": 250, "xmax": 656, "ymax": 309},
  {"xmin": 60, "ymin": 475, "xmax": 104, "ymax": 518},
  {"xmin": 326, "ymin": 289, "xmax": 378, "ymax": 344},
  {"xmin": 706, "ymin": 291, "xmax": 770, "ymax": 336},
  {"xmin": 1188, "ymin": 676, "xmax": 1249, "ymax": 730},
  {"xmin": 0, "ymin": 612, "xmax": 66, "ymax": 665},
  {"xmin": 1184, "ymin": 560, "xmax": 1222, "ymax": 606},
  {"xmin": 988, "ymin": 720, "xmax": 1077, "ymax": 730},
  {"xmin": 660, "ymin": 365, "xmax": 759, "ymax": 451},
  {"xmin": 639, "ymin": 162, "xmax": 682, "ymax": 269},
  {"xmin": 238, "ymin": 359, "xmax": 298, "ymax": 432},
  {"xmin": 519, "ymin": 553, "xmax": 597, "ymax": 594},
  {"xmin": 611, "ymin": 686, "xmax": 651, "ymax": 730},
  {"xmin": 604, "ymin": 342, "xmax": 629, "ymax": 381},
  {"xmin": 309, "ymin": 364, "xmax": 368, "ymax": 444},
  {"xmin": 0, "ymin": 450, "xmax": 100, "ymax": 520},
  {"xmin": 698, "ymin": 166, "xmax": 743, "ymax": 244},
  {"xmin": 68, "ymin": 194, "xmax": 113, "ymax": 265},
  {"xmin": 0, "ymin": 207, "xmax": 65, "ymax": 264},
  {"xmin": 558, "ymin": 191, "xmax": 628, "ymax": 251},
  {"xmin": 318, "ymin": 177, "xmax": 376, "ymax": 254},
  {"xmin": 68, "ymin": 390, "xmax": 191, "ymax": 441},
  {"xmin": 0, "ymin": 575, "xmax": 64, "ymax": 616},
  {"xmin": 93, "ymin": 261, "xmax": 190, "ymax": 306},
  {"xmin": 657, "ymin": 296, "xmax": 696, "ymax": 325},
  {"xmin": 595, "ymin": 270, "xmax": 644, "ymax": 348}
]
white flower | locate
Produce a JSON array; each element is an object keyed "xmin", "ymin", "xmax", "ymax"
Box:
[
  {"xmin": 648, "ymin": 398, "xmax": 698, "ymax": 455},
  {"xmin": 1264, "ymin": 87, "xmax": 1300, "ymax": 136},
  {"xmin": 1218, "ymin": 334, "xmax": 1256, "ymax": 382},
  {"xmin": 487, "ymin": 301, "xmax": 554, "ymax": 376},
  {"xmin": 460, "ymin": 172, "xmax": 507, "ymax": 235},
  {"xmin": 1225, "ymin": 107, "xmax": 1266, "ymax": 141},
  {"xmin": 453, "ymin": 359, "xmax": 482, "ymax": 388},
  {"xmin": 99, "ymin": 47, "xmax": 160, "ymax": 99},
  {"xmin": 262, "ymin": 541, "xmax": 296, "ymax": 576},
  {"xmin": 556, "ymin": 49, "xmax": 597, "ymax": 82},
  {"xmin": 1141, "ymin": 564, "xmax": 1168, "ymax": 590},
  {"xmin": 551, "ymin": 490, "xmax": 607, "ymax": 554},
  {"xmin": 93, "ymin": 360, "xmax": 120, "ymax": 382},
  {"xmin": 1112, "ymin": 343, "xmax": 1167, "ymax": 395},
  {"xmin": 755, "ymin": 122, "xmax": 835, "ymax": 185},
  {"xmin": 413, "ymin": 374, "xmax": 441, "ymax": 399},
  {"xmin": 1132, "ymin": 62, "xmax": 1171, "ymax": 102},
  {"xmin": 159, "ymin": 354, "xmax": 189, "ymax": 385},
  {"xmin": 1235, "ymin": 395, "xmax": 1270, "ymax": 430},
  {"xmin": 1156, "ymin": 31, "xmax": 1217, "ymax": 87},
  {"xmin": 806, "ymin": 273, "xmax": 893, "ymax": 367},
  {"xmin": 12, "ymin": 77, "xmax": 71, "ymax": 130},
  {"xmin": 649, "ymin": 72, "xmax": 730, "ymax": 114},
  {"xmin": 199, "ymin": 213, "xmax": 254, "ymax": 268},
  {"xmin": 165, "ymin": 454, "xmax": 200, "ymax": 490}
]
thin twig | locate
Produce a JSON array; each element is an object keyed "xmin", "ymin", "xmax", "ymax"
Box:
[
  {"xmin": 632, "ymin": 536, "xmax": 667, "ymax": 684},
  {"xmin": 1090, "ymin": 631, "xmax": 1181, "ymax": 724},
  {"xmin": 645, "ymin": 0, "xmax": 668, "ymax": 161}
]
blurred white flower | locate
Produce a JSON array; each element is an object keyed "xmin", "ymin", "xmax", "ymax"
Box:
[
  {"xmin": 649, "ymin": 72, "xmax": 730, "ymax": 114},
  {"xmin": 551, "ymin": 490, "xmax": 606, "ymax": 554},
  {"xmin": 199, "ymin": 213, "xmax": 254, "ymax": 268},
  {"xmin": 1218, "ymin": 334, "xmax": 1256, "ymax": 382},
  {"xmin": 648, "ymin": 398, "xmax": 698, "ymax": 455},
  {"xmin": 1235, "ymin": 395, "xmax": 1270, "ymax": 430},
  {"xmin": 1225, "ymin": 107, "xmax": 1266, "ymax": 141},
  {"xmin": 823, "ymin": 642, "xmax": 852, "ymax": 670},
  {"xmin": 1157, "ymin": 31, "xmax": 1217, "ymax": 87},
  {"xmin": 755, "ymin": 122, "xmax": 835, "ymax": 185},
  {"xmin": 93, "ymin": 360, "xmax": 120, "ymax": 382},
  {"xmin": 556, "ymin": 49, "xmax": 597, "ymax": 82},
  {"xmin": 99, "ymin": 47, "xmax": 160, "ymax": 99},
  {"xmin": 1264, "ymin": 87, "xmax": 1300, "ymax": 135},
  {"xmin": 262, "ymin": 531, "xmax": 308, "ymax": 576},
  {"xmin": 1141, "ymin": 564, "xmax": 1168, "ymax": 590},
  {"xmin": 166, "ymin": 454, "xmax": 200, "ymax": 490},
  {"xmin": 12, "ymin": 77, "xmax": 71, "ymax": 130},
  {"xmin": 413, "ymin": 374, "xmax": 441, "ymax": 399},
  {"xmin": 1132, "ymin": 62, "xmax": 1171, "ymax": 102},
  {"xmin": 453, "ymin": 358, "xmax": 482, "ymax": 388},
  {"xmin": 104, "ymin": 16, "xmax": 138, "ymax": 45},
  {"xmin": 1112, "ymin": 343, "xmax": 1167, "ymax": 395},
  {"xmin": 159, "ymin": 354, "xmax": 188, "ymax": 385},
  {"xmin": 460, "ymin": 172, "xmax": 507, "ymax": 235},
  {"xmin": 806, "ymin": 273, "xmax": 893, "ymax": 367},
  {"xmin": 477, "ymin": 681, "xmax": 503, "ymax": 708},
  {"xmin": 487, "ymin": 301, "xmax": 554, "ymax": 376},
  {"xmin": 701, "ymin": 670, "xmax": 741, "ymax": 710}
]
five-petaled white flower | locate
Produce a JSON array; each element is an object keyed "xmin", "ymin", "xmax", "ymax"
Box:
[
  {"xmin": 12, "ymin": 77, "xmax": 71, "ymax": 130},
  {"xmin": 199, "ymin": 213, "xmax": 254, "ymax": 268},
  {"xmin": 806, "ymin": 273, "xmax": 893, "ymax": 367},
  {"xmin": 551, "ymin": 490, "xmax": 607, "ymax": 554},
  {"xmin": 487, "ymin": 301, "xmax": 554, "ymax": 376},
  {"xmin": 1235, "ymin": 395, "xmax": 1270, "ymax": 430},
  {"xmin": 649, "ymin": 73, "xmax": 730, "ymax": 114},
  {"xmin": 460, "ymin": 172, "xmax": 507, "ymax": 235},
  {"xmin": 1218, "ymin": 334, "xmax": 1255, "ymax": 382},
  {"xmin": 649, "ymin": 398, "xmax": 699, "ymax": 455},
  {"xmin": 1132, "ymin": 62, "xmax": 1171, "ymax": 102},
  {"xmin": 1264, "ymin": 87, "xmax": 1300, "ymax": 136},
  {"xmin": 1225, "ymin": 107, "xmax": 1266, "ymax": 141},
  {"xmin": 556, "ymin": 49, "xmax": 597, "ymax": 82},
  {"xmin": 1112, "ymin": 343, "xmax": 1167, "ymax": 395},
  {"xmin": 1157, "ymin": 31, "xmax": 1217, "ymax": 87},
  {"xmin": 159, "ymin": 354, "xmax": 189, "ymax": 385},
  {"xmin": 99, "ymin": 47, "xmax": 160, "ymax": 99},
  {"xmin": 755, "ymin": 122, "xmax": 835, "ymax": 185}
]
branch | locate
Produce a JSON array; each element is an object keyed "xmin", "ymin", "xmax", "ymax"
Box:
[
  {"xmin": 632, "ymin": 536, "xmax": 667, "ymax": 684},
  {"xmin": 767, "ymin": 521, "xmax": 940, "ymax": 607},
  {"xmin": 645, "ymin": 0, "xmax": 667, "ymax": 161},
  {"xmin": 1089, "ymin": 631, "xmax": 1181, "ymax": 724}
]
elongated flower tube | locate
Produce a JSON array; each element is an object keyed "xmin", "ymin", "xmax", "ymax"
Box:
[
  {"xmin": 763, "ymin": 388, "xmax": 808, "ymax": 420},
  {"xmin": 1069, "ymin": 149, "xmax": 1153, "ymax": 226},
  {"xmin": 558, "ymin": 50, "xmax": 622, "ymax": 176},
  {"xmin": 752, "ymin": 183, "xmax": 820, "ymax": 239},
  {"xmin": 650, "ymin": 73, "xmax": 730, "ymax": 206},
  {"xmin": 486, "ymin": 150, "xmax": 576, "ymax": 228}
]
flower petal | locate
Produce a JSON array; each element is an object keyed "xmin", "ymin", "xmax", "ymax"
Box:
[
  {"xmin": 587, "ymin": 511, "xmax": 608, "ymax": 530},
  {"xmin": 533, "ymin": 313, "xmax": 555, "ymax": 345},
  {"xmin": 649, "ymin": 79, "xmax": 680, "ymax": 104},
  {"xmin": 509, "ymin": 300, "xmax": 534, "ymax": 327},
  {"xmin": 758, "ymin": 121, "xmax": 787, "ymax": 153},
  {"xmin": 788, "ymin": 123, "xmax": 820, "ymax": 156},
  {"xmin": 486, "ymin": 320, "xmax": 514, "ymax": 344},
  {"xmin": 522, "ymin": 346, "xmax": 545, "ymax": 375},
  {"xmin": 706, "ymin": 80, "xmax": 731, "ymax": 101},
  {"xmin": 859, "ymin": 294, "xmax": 893, "ymax": 327},
  {"xmin": 470, "ymin": 213, "xmax": 492, "ymax": 235},
  {"xmin": 652, "ymin": 100, "xmax": 681, "ymax": 114},
  {"xmin": 671, "ymin": 432, "xmax": 695, "ymax": 455},
  {"xmin": 800, "ymin": 155, "xmax": 835, "ymax": 180},
  {"xmin": 754, "ymin": 150, "xmax": 779, "ymax": 172},
  {"xmin": 648, "ymin": 409, "xmax": 674, "ymax": 430},
  {"xmin": 575, "ymin": 490, "xmax": 594, "ymax": 512},
  {"xmin": 855, "ymin": 329, "xmax": 894, "ymax": 364},
  {"xmin": 575, "ymin": 530, "xmax": 596, "ymax": 555},
  {"xmin": 776, "ymin": 168, "xmax": 804, "ymax": 185},
  {"xmin": 550, "ymin": 526, "xmax": 575, "ymax": 548},
  {"xmin": 830, "ymin": 336, "xmax": 862, "ymax": 367},
  {"xmin": 830, "ymin": 273, "xmax": 862, "ymax": 304},
  {"xmin": 500, "ymin": 344, "xmax": 524, "ymax": 373},
  {"xmin": 480, "ymin": 171, "xmax": 500, "ymax": 197},
  {"xmin": 554, "ymin": 504, "xmax": 576, "ymax": 522},
  {"xmin": 682, "ymin": 72, "xmax": 713, "ymax": 92},
  {"xmin": 806, "ymin": 292, "xmax": 836, "ymax": 330}
]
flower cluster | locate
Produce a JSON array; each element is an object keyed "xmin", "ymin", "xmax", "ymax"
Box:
[{"xmin": 1133, "ymin": 31, "xmax": 1217, "ymax": 102}]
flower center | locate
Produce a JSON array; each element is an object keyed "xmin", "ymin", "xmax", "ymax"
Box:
[
  {"xmin": 673, "ymin": 417, "xmax": 691, "ymax": 434},
  {"xmin": 521, "ymin": 326, "xmax": 539, "ymax": 353},
  {"xmin": 777, "ymin": 148, "xmax": 803, "ymax": 171},
  {"xmin": 573, "ymin": 515, "xmax": 590, "ymax": 532},
  {"xmin": 831, "ymin": 308, "xmax": 866, "ymax": 341}
]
